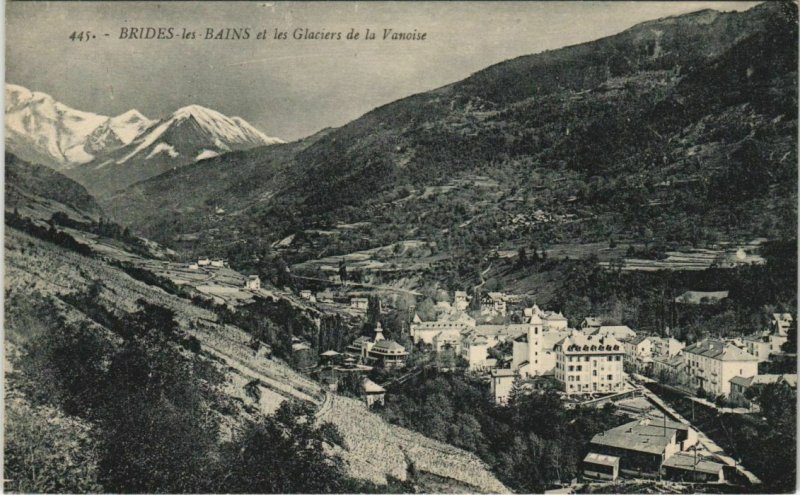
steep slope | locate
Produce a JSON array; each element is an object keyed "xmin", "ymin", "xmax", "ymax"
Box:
[
  {"xmin": 66, "ymin": 105, "xmax": 285, "ymax": 196},
  {"xmin": 5, "ymin": 84, "xmax": 154, "ymax": 169},
  {"xmin": 4, "ymin": 165, "xmax": 507, "ymax": 492},
  {"xmin": 107, "ymin": 2, "xmax": 797, "ymax": 262},
  {"xmin": 5, "ymin": 152, "xmax": 103, "ymax": 221}
]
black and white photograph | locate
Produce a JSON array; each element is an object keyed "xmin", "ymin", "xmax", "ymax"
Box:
[{"xmin": 3, "ymin": 1, "xmax": 798, "ymax": 493}]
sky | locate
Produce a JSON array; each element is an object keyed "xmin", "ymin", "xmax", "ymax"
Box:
[{"xmin": 7, "ymin": 1, "xmax": 761, "ymax": 141}]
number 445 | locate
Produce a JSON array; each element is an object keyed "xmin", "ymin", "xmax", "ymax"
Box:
[{"xmin": 69, "ymin": 31, "xmax": 94, "ymax": 42}]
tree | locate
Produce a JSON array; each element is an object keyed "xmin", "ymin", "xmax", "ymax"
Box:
[
  {"xmin": 338, "ymin": 259, "xmax": 348, "ymax": 283},
  {"xmin": 222, "ymin": 401, "xmax": 347, "ymax": 493}
]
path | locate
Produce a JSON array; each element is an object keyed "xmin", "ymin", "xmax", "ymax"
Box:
[{"xmin": 290, "ymin": 274, "xmax": 422, "ymax": 296}]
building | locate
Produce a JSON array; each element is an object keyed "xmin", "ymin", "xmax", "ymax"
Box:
[
  {"xmin": 366, "ymin": 339, "xmax": 409, "ymax": 369},
  {"xmin": 729, "ymin": 373, "xmax": 797, "ymax": 406},
  {"xmin": 470, "ymin": 323, "xmax": 529, "ymax": 347},
  {"xmin": 586, "ymin": 418, "xmax": 698, "ymax": 478},
  {"xmin": 480, "ymin": 292, "xmax": 507, "ymax": 316},
  {"xmin": 682, "ymin": 339, "xmax": 758, "ymax": 397},
  {"xmin": 410, "ymin": 311, "xmax": 475, "ymax": 346},
  {"xmin": 623, "ymin": 335, "xmax": 654, "ymax": 373},
  {"xmin": 554, "ymin": 331, "xmax": 625, "ymax": 395},
  {"xmin": 651, "ymin": 337, "xmax": 685, "ymax": 358},
  {"xmin": 512, "ymin": 310, "xmax": 570, "ymax": 378},
  {"xmin": 462, "ymin": 334, "xmax": 490, "ymax": 370},
  {"xmin": 432, "ymin": 331, "xmax": 461, "ymax": 354},
  {"xmin": 188, "ymin": 263, "xmax": 199, "ymax": 270},
  {"xmin": 454, "ymin": 290, "xmax": 470, "ymax": 311},
  {"xmin": 244, "ymin": 275, "xmax": 261, "ymax": 290},
  {"xmin": 651, "ymin": 354, "xmax": 685, "ymax": 384},
  {"xmin": 590, "ymin": 325, "xmax": 637, "ymax": 342},
  {"xmin": 490, "ymin": 368, "xmax": 518, "ymax": 405},
  {"xmin": 582, "ymin": 453, "xmax": 620, "ymax": 481},
  {"xmin": 771, "ymin": 313, "xmax": 793, "ymax": 336},
  {"xmin": 350, "ymin": 297, "xmax": 369, "ymax": 311},
  {"xmin": 581, "ymin": 317, "xmax": 603, "ymax": 332},
  {"xmin": 299, "ymin": 290, "xmax": 316, "ymax": 301},
  {"xmin": 210, "ymin": 258, "xmax": 226, "ymax": 268},
  {"xmin": 362, "ymin": 378, "xmax": 386, "ymax": 407},
  {"xmin": 526, "ymin": 304, "xmax": 569, "ymax": 331},
  {"xmin": 661, "ymin": 452, "xmax": 726, "ymax": 482},
  {"xmin": 197, "ymin": 257, "xmax": 211, "ymax": 266}
]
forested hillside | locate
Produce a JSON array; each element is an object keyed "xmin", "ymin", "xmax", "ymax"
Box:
[{"xmin": 106, "ymin": 2, "xmax": 796, "ymax": 273}]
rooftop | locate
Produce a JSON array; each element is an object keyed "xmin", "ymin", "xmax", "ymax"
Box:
[
  {"xmin": 583, "ymin": 452, "xmax": 620, "ymax": 468},
  {"xmin": 370, "ymin": 340, "xmax": 408, "ymax": 355},
  {"xmin": 684, "ymin": 339, "xmax": 758, "ymax": 362},
  {"xmin": 674, "ymin": 290, "xmax": 729, "ymax": 305},
  {"xmin": 590, "ymin": 419, "xmax": 688, "ymax": 455},
  {"xmin": 362, "ymin": 378, "xmax": 386, "ymax": 394},
  {"xmin": 662, "ymin": 452, "xmax": 725, "ymax": 475}
]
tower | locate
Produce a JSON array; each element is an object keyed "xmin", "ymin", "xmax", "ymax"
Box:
[{"xmin": 527, "ymin": 312, "xmax": 544, "ymax": 375}]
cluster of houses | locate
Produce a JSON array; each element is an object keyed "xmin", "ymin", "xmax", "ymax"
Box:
[
  {"xmin": 345, "ymin": 322, "xmax": 409, "ymax": 369},
  {"xmin": 189, "ymin": 257, "xmax": 228, "ymax": 269},
  {"xmin": 409, "ymin": 291, "xmax": 795, "ymax": 407}
]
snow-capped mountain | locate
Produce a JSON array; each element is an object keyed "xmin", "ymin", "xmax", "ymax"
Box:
[
  {"xmin": 67, "ymin": 104, "xmax": 285, "ymax": 196},
  {"xmin": 5, "ymin": 84, "xmax": 154, "ymax": 170}
]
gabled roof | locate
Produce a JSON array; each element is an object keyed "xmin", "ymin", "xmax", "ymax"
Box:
[
  {"xmin": 729, "ymin": 376, "xmax": 754, "ymax": 388},
  {"xmin": 595, "ymin": 325, "xmax": 637, "ymax": 340},
  {"xmin": 684, "ymin": 339, "xmax": 758, "ymax": 362},
  {"xmin": 362, "ymin": 378, "xmax": 386, "ymax": 394},
  {"xmin": 773, "ymin": 313, "xmax": 793, "ymax": 321}
]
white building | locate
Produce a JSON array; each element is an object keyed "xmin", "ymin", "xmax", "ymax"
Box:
[
  {"xmin": 623, "ymin": 335, "xmax": 653, "ymax": 373},
  {"xmin": 350, "ymin": 297, "xmax": 369, "ymax": 311},
  {"xmin": 590, "ymin": 325, "xmax": 637, "ymax": 342},
  {"xmin": 651, "ymin": 337, "xmax": 685, "ymax": 358},
  {"xmin": 490, "ymin": 368, "xmax": 518, "ymax": 405},
  {"xmin": 210, "ymin": 258, "xmax": 225, "ymax": 268},
  {"xmin": 554, "ymin": 331, "xmax": 625, "ymax": 395},
  {"xmin": 682, "ymin": 339, "xmax": 758, "ymax": 397},
  {"xmin": 480, "ymin": 292, "xmax": 507, "ymax": 316},
  {"xmin": 197, "ymin": 257, "xmax": 211, "ymax": 266},
  {"xmin": 512, "ymin": 310, "xmax": 570, "ymax": 378},
  {"xmin": 410, "ymin": 312, "xmax": 475, "ymax": 346},
  {"xmin": 462, "ymin": 334, "xmax": 490, "ymax": 370},
  {"xmin": 454, "ymin": 291, "xmax": 470, "ymax": 311},
  {"xmin": 771, "ymin": 313, "xmax": 793, "ymax": 336}
]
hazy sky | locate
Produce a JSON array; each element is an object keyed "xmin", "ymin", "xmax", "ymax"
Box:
[{"xmin": 7, "ymin": 1, "xmax": 760, "ymax": 141}]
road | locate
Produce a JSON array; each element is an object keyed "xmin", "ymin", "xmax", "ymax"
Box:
[{"xmin": 290, "ymin": 274, "xmax": 422, "ymax": 296}]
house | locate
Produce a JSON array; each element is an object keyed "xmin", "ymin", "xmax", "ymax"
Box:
[
  {"xmin": 210, "ymin": 258, "xmax": 225, "ymax": 268},
  {"xmin": 526, "ymin": 304, "xmax": 569, "ymax": 331},
  {"xmin": 454, "ymin": 290, "xmax": 470, "ymax": 311},
  {"xmin": 729, "ymin": 373, "xmax": 796, "ymax": 406},
  {"xmin": 623, "ymin": 335, "xmax": 654, "ymax": 373},
  {"xmin": 583, "ymin": 453, "xmax": 620, "ymax": 481},
  {"xmin": 490, "ymin": 368, "xmax": 518, "ymax": 405},
  {"xmin": 682, "ymin": 339, "xmax": 758, "ymax": 396},
  {"xmin": 461, "ymin": 334, "xmax": 490, "ymax": 370},
  {"xmin": 771, "ymin": 313, "xmax": 793, "ymax": 336},
  {"xmin": 244, "ymin": 275, "xmax": 261, "ymax": 290},
  {"xmin": 661, "ymin": 452, "xmax": 726, "ymax": 483},
  {"xmin": 299, "ymin": 290, "xmax": 315, "ymax": 301},
  {"xmin": 592, "ymin": 325, "xmax": 637, "ymax": 342},
  {"xmin": 197, "ymin": 257, "xmax": 211, "ymax": 266},
  {"xmin": 188, "ymin": 263, "xmax": 199, "ymax": 270},
  {"xmin": 410, "ymin": 312, "xmax": 475, "ymax": 346},
  {"xmin": 674, "ymin": 291, "xmax": 729, "ymax": 305},
  {"xmin": 432, "ymin": 331, "xmax": 461, "ymax": 354},
  {"xmin": 362, "ymin": 378, "xmax": 386, "ymax": 407},
  {"xmin": 350, "ymin": 297, "xmax": 369, "ymax": 311},
  {"xmin": 554, "ymin": 331, "xmax": 625, "ymax": 395},
  {"xmin": 480, "ymin": 292, "xmax": 507, "ymax": 316},
  {"xmin": 470, "ymin": 323, "xmax": 529, "ymax": 348},
  {"xmin": 651, "ymin": 354, "xmax": 685, "ymax": 384},
  {"xmin": 366, "ymin": 339, "xmax": 409, "ymax": 369},
  {"xmin": 586, "ymin": 418, "xmax": 698, "ymax": 478},
  {"xmin": 651, "ymin": 337, "xmax": 685, "ymax": 358},
  {"xmin": 580, "ymin": 317, "xmax": 603, "ymax": 332}
]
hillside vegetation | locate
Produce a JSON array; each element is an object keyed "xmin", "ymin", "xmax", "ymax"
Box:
[{"xmin": 106, "ymin": 2, "xmax": 796, "ymax": 274}]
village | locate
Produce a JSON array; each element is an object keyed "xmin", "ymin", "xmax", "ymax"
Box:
[
  {"xmin": 303, "ymin": 287, "xmax": 793, "ymax": 490},
  {"xmin": 106, "ymin": 245, "xmax": 793, "ymax": 492}
]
